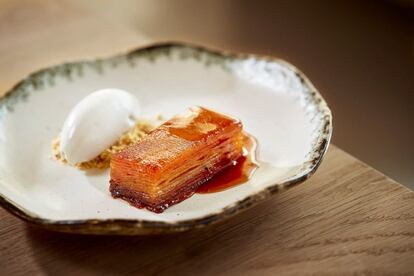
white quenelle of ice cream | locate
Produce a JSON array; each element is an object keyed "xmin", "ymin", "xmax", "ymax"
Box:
[{"xmin": 60, "ymin": 88, "xmax": 140, "ymax": 165}]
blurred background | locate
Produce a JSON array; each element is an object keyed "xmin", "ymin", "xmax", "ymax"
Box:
[{"xmin": 1, "ymin": 0, "xmax": 413, "ymax": 188}]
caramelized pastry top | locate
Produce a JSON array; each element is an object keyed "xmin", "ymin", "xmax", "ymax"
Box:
[
  {"xmin": 114, "ymin": 106, "xmax": 243, "ymax": 173},
  {"xmin": 162, "ymin": 106, "xmax": 241, "ymax": 141}
]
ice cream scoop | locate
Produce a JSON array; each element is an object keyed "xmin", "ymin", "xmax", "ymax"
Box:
[{"xmin": 60, "ymin": 88, "xmax": 140, "ymax": 165}]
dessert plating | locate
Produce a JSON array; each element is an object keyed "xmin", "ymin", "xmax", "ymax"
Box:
[{"xmin": 110, "ymin": 106, "xmax": 245, "ymax": 213}]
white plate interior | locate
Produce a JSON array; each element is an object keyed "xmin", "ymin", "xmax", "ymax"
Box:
[{"xmin": 0, "ymin": 45, "xmax": 330, "ymax": 223}]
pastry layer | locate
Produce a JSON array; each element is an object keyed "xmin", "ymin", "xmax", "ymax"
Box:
[{"xmin": 110, "ymin": 106, "xmax": 243, "ymax": 212}]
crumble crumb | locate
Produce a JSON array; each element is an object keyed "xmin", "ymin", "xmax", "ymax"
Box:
[{"xmin": 52, "ymin": 118, "xmax": 161, "ymax": 170}]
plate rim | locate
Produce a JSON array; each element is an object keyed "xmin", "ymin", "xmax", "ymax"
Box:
[{"xmin": 0, "ymin": 41, "xmax": 332, "ymax": 235}]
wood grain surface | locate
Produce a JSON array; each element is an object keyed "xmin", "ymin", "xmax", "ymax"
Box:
[
  {"xmin": 0, "ymin": 1, "xmax": 413, "ymax": 275},
  {"xmin": 1, "ymin": 147, "xmax": 413, "ymax": 275}
]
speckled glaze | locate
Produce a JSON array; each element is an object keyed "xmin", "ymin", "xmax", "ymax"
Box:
[{"xmin": 0, "ymin": 42, "xmax": 332, "ymax": 235}]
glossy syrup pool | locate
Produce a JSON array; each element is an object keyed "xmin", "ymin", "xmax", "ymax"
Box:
[{"xmin": 197, "ymin": 133, "xmax": 258, "ymax": 193}]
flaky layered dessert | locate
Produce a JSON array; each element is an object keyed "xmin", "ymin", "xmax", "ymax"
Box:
[{"xmin": 110, "ymin": 106, "xmax": 244, "ymax": 213}]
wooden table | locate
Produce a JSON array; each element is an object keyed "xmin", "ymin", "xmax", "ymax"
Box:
[{"xmin": 1, "ymin": 1, "xmax": 413, "ymax": 275}]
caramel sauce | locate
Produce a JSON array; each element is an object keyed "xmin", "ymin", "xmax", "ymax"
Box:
[{"xmin": 197, "ymin": 133, "xmax": 258, "ymax": 193}]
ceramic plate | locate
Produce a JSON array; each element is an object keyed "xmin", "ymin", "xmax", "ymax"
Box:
[{"xmin": 0, "ymin": 43, "xmax": 332, "ymax": 235}]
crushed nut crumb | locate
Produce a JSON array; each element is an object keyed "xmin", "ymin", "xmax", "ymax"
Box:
[{"xmin": 52, "ymin": 118, "xmax": 161, "ymax": 170}]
